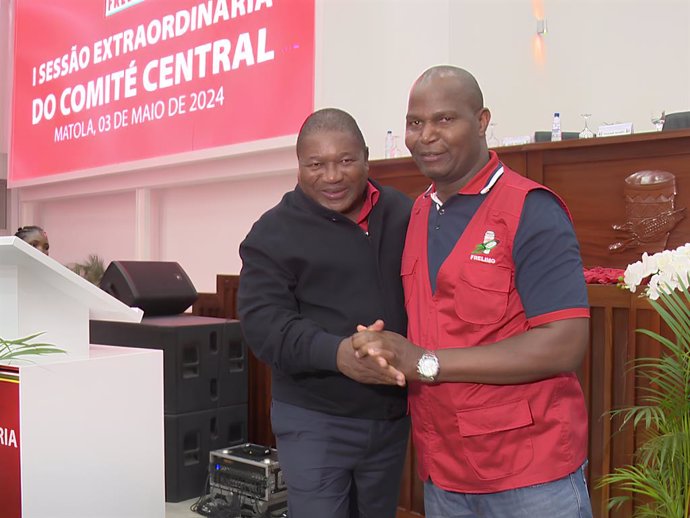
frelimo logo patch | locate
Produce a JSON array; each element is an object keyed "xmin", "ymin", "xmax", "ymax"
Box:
[
  {"xmin": 105, "ymin": 0, "xmax": 145, "ymax": 17},
  {"xmin": 470, "ymin": 230, "xmax": 499, "ymax": 263}
]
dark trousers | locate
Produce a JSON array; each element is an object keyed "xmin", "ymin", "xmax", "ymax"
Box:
[{"xmin": 271, "ymin": 400, "xmax": 410, "ymax": 518}]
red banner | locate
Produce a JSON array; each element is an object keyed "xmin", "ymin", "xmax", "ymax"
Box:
[
  {"xmin": 0, "ymin": 367, "xmax": 21, "ymax": 518},
  {"xmin": 10, "ymin": 0, "xmax": 315, "ymax": 183}
]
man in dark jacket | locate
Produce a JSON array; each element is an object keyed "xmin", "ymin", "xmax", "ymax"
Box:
[{"xmin": 238, "ymin": 108, "xmax": 412, "ymax": 518}]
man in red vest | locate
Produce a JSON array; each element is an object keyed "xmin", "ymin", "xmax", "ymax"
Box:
[{"xmin": 352, "ymin": 66, "xmax": 593, "ymax": 517}]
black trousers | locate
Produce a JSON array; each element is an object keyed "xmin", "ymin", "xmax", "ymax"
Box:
[{"xmin": 271, "ymin": 400, "xmax": 410, "ymax": 518}]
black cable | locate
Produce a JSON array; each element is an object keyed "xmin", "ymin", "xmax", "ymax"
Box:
[
  {"xmin": 190, "ymin": 472, "xmax": 212, "ymax": 514},
  {"xmin": 191, "ymin": 491, "xmax": 242, "ymax": 518}
]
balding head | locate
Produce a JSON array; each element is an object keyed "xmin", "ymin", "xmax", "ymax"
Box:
[{"xmin": 413, "ymin": 65, "xmax": 484, "ymax": 113}]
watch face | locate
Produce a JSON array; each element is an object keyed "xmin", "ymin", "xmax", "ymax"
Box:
[
  {"xmin": 419, "ymin": 358, "xmax": 434, "ymax": 376},
  {"xmin": 418, "ymin": 354, "xmax": 439, "ymax": 378}
]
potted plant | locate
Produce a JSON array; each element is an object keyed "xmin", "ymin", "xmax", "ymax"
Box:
[
  {"xmin": 0, "ymin": 332, "xmax": 65, "ymax": 364},
  {"xmin": 598, "ymin": 244, "xmax": 690, "ymax": 518},
  {"xmin": 69, "ymin": 254, "xmax": 106, "ymax": 285}
]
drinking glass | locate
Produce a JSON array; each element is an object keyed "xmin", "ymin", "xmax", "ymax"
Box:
[
  {"xmin": 391, "ymin": 135, "xmax": 402, "ymax": 158},
  {"xmin": 579, "ymin": 114, "xmax": 594, "ymax": 139},
  {"xmin": 487, "ymin": 122, "xmax": 499, "ymax": 147},
  {"xmin": 650, "ymin": 110, "xmax": 666, "ymax": 131}
]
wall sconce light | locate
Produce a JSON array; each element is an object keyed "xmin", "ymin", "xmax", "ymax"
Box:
[{"xmin": 536, "ymin": 18, "xmax": 548, "ymax": 35}]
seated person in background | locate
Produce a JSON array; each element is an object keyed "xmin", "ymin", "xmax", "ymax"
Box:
[{"xmin": 15, "ymin": 225, "xmax": 50, "ymax": 255}]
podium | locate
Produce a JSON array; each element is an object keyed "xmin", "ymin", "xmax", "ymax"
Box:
[{"xmin": 0, "ymin": 237, "xmax": 165, "ymax": 518}]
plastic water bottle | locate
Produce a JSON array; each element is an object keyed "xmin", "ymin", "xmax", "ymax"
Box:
[
  {"xmin": 384, "ymin": 130, "xmax": 394, "ymax": 158},
  {"xmin": 551, "ymin": 112, "xmax": 562, "ymax": 142}
]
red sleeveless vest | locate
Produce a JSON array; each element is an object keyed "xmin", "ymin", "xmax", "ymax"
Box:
[{"xmin": 402, "ymin": 165, "xmax": 589, "ymax": 493}]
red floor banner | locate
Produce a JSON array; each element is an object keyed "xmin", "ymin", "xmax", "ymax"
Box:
[{"xmin": 0, "ymin": 367, "xmax": 21, "ymax": 518}]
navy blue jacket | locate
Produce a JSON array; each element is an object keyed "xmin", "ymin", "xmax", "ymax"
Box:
[{"xmin": 238, "ymin": 180, "xmax": 411, "ymax": 419}]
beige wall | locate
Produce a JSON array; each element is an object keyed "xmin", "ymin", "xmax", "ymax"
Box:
[
  {"xmin": 448, "ymin": 0, "xmax": 690, "ymax": 141},
  {"xmin": 2, "ymin": 0, "xmax": 690, "ymax": 292}
]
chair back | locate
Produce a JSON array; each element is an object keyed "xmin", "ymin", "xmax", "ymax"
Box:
[
  {"xmin": 533, "ymin": 131, "xmax": 580, "ymax": 142},
  {"xmin": 662, "ymin": 111, "xmax": 690, "ymax": 131}
]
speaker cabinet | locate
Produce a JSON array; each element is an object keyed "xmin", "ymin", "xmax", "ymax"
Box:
[
  {"xmin": 164, "ymin": 404, "xmax": 248, "ymax": 502},
  {"xmin": 99, "ymin": 260, "xmax": 198, "ymax": 316},
  {"xmin": 90, "ymin": 315, "xmax": 248, "ymax": 414}
]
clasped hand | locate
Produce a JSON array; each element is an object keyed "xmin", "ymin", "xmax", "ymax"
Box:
[{"xmin": 348, "ymin": 320, "xmax": 423, "ymax": 386}]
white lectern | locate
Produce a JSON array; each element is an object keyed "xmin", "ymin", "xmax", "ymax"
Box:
[{"xmin": 0, "ymin": 237, "xmax": 165, "ymax": 518}]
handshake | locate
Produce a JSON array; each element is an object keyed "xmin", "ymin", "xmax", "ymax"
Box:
[{"xmin": 337, "ymin": 319, "xmax": 429, "ymax": 387}]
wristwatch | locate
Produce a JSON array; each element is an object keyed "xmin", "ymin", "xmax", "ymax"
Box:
[{"xmin": 416, "ymin": 351, "xmax": 439, "ymax": 382}]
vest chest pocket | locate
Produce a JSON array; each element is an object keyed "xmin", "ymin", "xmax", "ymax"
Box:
[
  {"xmin": 401, "ymin": 255, "xmax": 417, "ymax": 306},
  {"xmin": 454, "ymin": 264, "xmax": 511, "ymax": 324}
]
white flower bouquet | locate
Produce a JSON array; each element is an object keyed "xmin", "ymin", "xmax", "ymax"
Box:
[
  {"xmin": 620, "ymin": 243, "xmax": 690, "ymax": 300},
  {"xmin": 599, "ymin": 243, "xmax": 690, "ymax": 517}
]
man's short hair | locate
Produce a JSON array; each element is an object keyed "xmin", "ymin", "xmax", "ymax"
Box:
[
  {"xmin": 416, "ymin": 65, "xmax": 484, "ymax": 112},
  {"xmin": 296, "ymin": 108, "xmax": 367, "ymax": 156}
]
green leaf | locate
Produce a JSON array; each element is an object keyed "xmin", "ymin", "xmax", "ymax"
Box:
[{"xmin": 0, "ymin": 332, "xmax": 66, "ymax": 362}]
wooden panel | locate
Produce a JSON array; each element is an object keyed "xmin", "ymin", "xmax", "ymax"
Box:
[
  {"xmin": 191, "ymin": 293, "xmax": 222, "ymax": 318},
  {"xmin": 396, "ymin": 432, "xmax": 425, "ymax": 517},
  {"xmin": 544, "ymin": 154, "xmax": 690, "ymax": 269},
  {"xmin": 246, "ymin": 349, "xmax": 275, "ymax": 447},
  {"xmin": 499, "ymin": 149, "xmax": 528, "ymax": 178},
  {"xmin": 586, "ymin": 286, "xmax": 633, "ymax": 518},
  {"xmin": 370, "ymin": 156, "xmax": 431, "ymax": 198}
]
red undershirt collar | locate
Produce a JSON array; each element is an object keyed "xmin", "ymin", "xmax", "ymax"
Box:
[{"xmin": 357, "ymin": 181, "xmax": 380, "ymax": 233}]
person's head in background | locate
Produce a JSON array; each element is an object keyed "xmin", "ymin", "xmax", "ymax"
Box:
[
  {"xmin": 296, "ymin": 107, "xmax": 370, "ymax": 222},
  {"xmin": 15, "ymin": 225, "xmax": 49, "ymax": 255}
]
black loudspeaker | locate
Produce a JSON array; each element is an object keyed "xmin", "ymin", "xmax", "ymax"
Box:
[
  {"xmin": 100, "ymin": 260, "xmax": 198, "ymax": 316},
  {"xmin": 90, "ymin": 316, "xmax": 248, "ymax": 414},
  {"xmin": 164, "ymin": 403, "xmax": 248, "ymax": 502}
]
